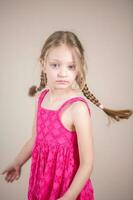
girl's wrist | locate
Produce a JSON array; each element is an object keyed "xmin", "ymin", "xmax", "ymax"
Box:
[{"xmin": 13, "ymin": 159, "xmax": 22, "ymax": 167}]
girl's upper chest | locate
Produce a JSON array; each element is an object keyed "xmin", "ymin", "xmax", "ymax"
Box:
[
  {"xmin": 41, "ymin": 101, "xmax": 76, "ymax": 132},
  {"xmin": 40, "ymin": 90, "xmax": 85, "ymax": 132}
]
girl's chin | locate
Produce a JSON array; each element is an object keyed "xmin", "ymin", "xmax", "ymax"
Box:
[{"xmin": 54, "ymin": 83, "xmax": 71, "ymax": 88}]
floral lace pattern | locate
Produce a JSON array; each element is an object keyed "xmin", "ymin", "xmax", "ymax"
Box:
[{"xmin": 27, "ymin": 89, "xmax": 95, "ymax": 200}]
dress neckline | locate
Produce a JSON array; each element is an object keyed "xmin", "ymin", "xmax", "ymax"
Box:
[{"xmin": 40, "ymin": 88, "xmax": 86, "ymax": 112}]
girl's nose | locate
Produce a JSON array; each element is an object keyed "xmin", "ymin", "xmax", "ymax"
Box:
[{"xmin": 58, "ymin": 67, "xmax": 67, "ymax": 77}]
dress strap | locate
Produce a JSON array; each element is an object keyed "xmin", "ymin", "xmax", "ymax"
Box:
[
  {"xmin": 38, "ymin": 88, "xmax": 49, "ymax": 108},
  {"xmin": 37, "ymin": 88, "xmax": 91, "ymax": 117},
  {"xmin": 58, "ymin": 96, "xmax": 91, "ymax": 117}
]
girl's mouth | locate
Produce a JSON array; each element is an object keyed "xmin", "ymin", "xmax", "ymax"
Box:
[{"xmin": 56, "ymin": 80, "xmax": 69, "ymax": 83}]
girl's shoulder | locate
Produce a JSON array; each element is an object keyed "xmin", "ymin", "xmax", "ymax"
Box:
[
  {"xmin": 70, "ymin": 89, "xmax": 91, "ymax": 115},
  {"xmin": 71, "ymin": 89, "xmax": 87, "ymax": 101}
]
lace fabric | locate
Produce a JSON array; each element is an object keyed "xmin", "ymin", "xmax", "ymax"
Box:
[{"xmin": 27, "ymin": 89, "xmax": 94, "ymax": 200}]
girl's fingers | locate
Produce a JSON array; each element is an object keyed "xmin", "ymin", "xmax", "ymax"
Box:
[
  {"xmin": 4, "ymin": 171, "xmax": 13, "ymax": 179},
  {"xmin": 13, "ymin": 171, "xmax": 20, "ymax": 181},
  {"xmin": 5, "ymin": 173, "xmax": 12, "ymax": 182},
  {"xmin": 6, "ymin": 171, "xmax": 19, "ymax": 182},
  {"xmin": 15, "ymin": 169, "xmax": 20, "ymax": 180},
  {"xmin": 11, "ymin": 169, "xmax": 20, "ymax": 182},
  {"xmin": 10, "ymin": 173, "xmax": 17, "ymax": 182},
  {"xmin": 1, "ymin": 164, "xmax": 21, "ymax": 182},
  {"xmin": 5, "ymin": 171, "xmax": 15, "ymax": 182},
  {"xmin": 4, "ymin": 172, "xmax": 11, "ymax": 180}
]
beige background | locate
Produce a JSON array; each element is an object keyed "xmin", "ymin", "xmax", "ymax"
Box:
[{"xmin": 0, "ymin": 0, "xmax": 133, "ymax": 199}]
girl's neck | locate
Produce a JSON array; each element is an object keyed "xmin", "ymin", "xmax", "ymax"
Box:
[{"xmin": 47, "ymin": 87, "xmax": 81, "ymax": 103}]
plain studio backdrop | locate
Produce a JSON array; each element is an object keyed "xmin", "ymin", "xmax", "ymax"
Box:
[{"xmin": 0, "ymin": 0, "xmax": 133, "ymax": 200}]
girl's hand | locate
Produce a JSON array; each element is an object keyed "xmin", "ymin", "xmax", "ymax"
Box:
[{"xmin": 1, "ymin": 161, "xmax": 22, "ymax": 182}]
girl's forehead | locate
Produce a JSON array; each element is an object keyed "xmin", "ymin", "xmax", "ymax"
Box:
[{"xmin": 47, "ymin": 46, "xmax": 76, "ymax": 63}]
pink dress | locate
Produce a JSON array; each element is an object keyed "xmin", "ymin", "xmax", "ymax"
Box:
[{"xmin": 28, "ymin": 88, "xmax": 95, "ymax": 200}]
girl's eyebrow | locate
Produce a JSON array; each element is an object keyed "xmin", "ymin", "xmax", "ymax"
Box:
[{"xmin": 49, "ymin": 59, "xmax": 74, "ymax": 64}]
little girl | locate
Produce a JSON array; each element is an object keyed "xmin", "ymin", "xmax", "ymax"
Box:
[{"xmin": 1, "ymin": 31, "xmax": 132, "ymax": 200}]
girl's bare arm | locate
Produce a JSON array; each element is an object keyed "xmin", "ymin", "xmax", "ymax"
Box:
[
  {"xmin": 13, "ymin": 92, "xmax": 40, "ymax": 167},
  {"xmin": 1, "ymin": 117, "xmax": 36, "ymax": 181},
  {"xmin": 62, "ymin": 101, "xmax": 94, "ymax": 200},
  {"xmin": 13, "ymin": 118, "xmax": 36, "ymax": 167},
  {"xmin": 1, "ymin": 93, "xmax": 40, "ymax": 181}
]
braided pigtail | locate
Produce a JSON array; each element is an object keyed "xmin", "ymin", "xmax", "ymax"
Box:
[
  {"xmin": 28, "ymin": 71, "xmax": 47, "ymax": 97},
  {"xmin": 82, "ymin": 83, "xmax": 133, "ymax": 124}
]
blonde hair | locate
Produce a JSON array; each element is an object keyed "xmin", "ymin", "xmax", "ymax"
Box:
[{"xmin": 28, "ymin": 30, "xmax": 133, "ymax": 124}]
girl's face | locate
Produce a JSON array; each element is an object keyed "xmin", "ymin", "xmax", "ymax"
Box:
[{"xmin": 43, "ymin": 45, "xmax": 79, "ymax": 90}]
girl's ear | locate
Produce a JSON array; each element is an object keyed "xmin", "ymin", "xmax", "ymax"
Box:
[
  {"xmin": 40, "ymin": 59, "xmax": 46, "ymax": 69},
  {"xmin": 39, "ymin": 58, "xmax": 44, "ymax": 66}
]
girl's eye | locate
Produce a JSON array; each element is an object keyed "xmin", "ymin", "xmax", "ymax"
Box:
[
  {"xmin": 50, "ymin": 63, "xmax": 75, "ymax": 70},
  {"xmin": 68, "ymin": 65, "xmax": 75, "ymax": 70},
  {"xmin": 50, "ymin": 63, "xmax": 59, "ymax": 68}
]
